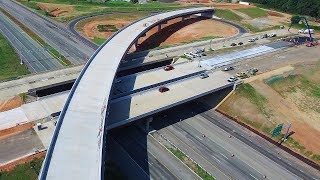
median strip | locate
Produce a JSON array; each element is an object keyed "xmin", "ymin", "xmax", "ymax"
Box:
[{"xmin": 0, "ymin": 7, "xmax": 72, "ymax": 66}]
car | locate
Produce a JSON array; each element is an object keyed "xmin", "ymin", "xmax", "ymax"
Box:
[
  {"xmin": 159, "ymin": 86, "xmax": 169, "ymax": 93},
  {"xmin": 189, "ymin": 52, "xmax": 201, "ymax": 57},
  {"xmin": 230, "ymin": 43, "xmax": 237, "ymax": 46},
  {"xmin": 268, "ymin": 33, "xmax": 277, "ymax": 37},
  {"xmin": 248, "ymin": 38, "xmax": 255, "ymax": 42},
  {"xmin": 164, "ymin": 65, "xmax": 174, "ymax": 71},
  {"xmin": 200, "ymin": 72, "xmax": 209, "ymax": 79},
  {"xmin": 228, "ymin": 76, "xmax": 238, "ymax": 82},
  {"xmin": 248, "ymin": 68, "xmax": 258, "ymax": 75},
  {"xmin": 184, "ymin": 52, "xmax": 195, "ymax": 58},
  {"xmin": 238, "ymin": 42, "xmax": 244, "ymax": 46},
  {"xmin": 236, "ymin": 72, "xmax": 248, "ymax": 78},
  {"xmin": 261, "ymin": 34, "xmax": 268, "ymax": 39},
  {"xmin": 254, "ymin": 37, "xmax": 259, "ymax": 40},
  {"xmin": 223, "ymin": 66, "xmax": 234, "ymax": 71},
  {"xmin": 195, "ymin": 48, "xmax": 205, "ymax": 54}
]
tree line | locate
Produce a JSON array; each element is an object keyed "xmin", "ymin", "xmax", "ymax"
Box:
[{"xmin": 247, "ymin": 0, "xmax": 320, "ymax": 20}]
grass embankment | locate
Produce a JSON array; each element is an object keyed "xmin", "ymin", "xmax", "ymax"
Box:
[
  {"xmin": 0, "ymin": 157, "xmax": 43, "ymax": 180},
  {"xmin": 166, "ymin": 146, "xmax": 215, "ymax": 180},
  {"xmin": 236, "ymin": 7, "xmax": 268, "ymax": 18},
  {"xmin": 0, "ymin": 8, "xmax": 72, "ymax": 66},
  {"xmin": 0, "ymin": 33, "xmax": 30, "ymax": 81},
  {"xmin": 214, "ymin": 9, "xmax": 243, "ymax": 22},
  {"xmin": 267, "ymin": 74, "xmax": 320, "ymax": 99}
]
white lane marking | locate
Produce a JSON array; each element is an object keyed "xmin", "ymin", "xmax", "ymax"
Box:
[
  {"xmin": 249, "ymin": 173, "xmax": 258, "ymax": 180},
  {"xmin": 219, "ymin": 153, "xmax": 228, "ymax": 159},
  {"xmin": 211, "ymin": 155, "xmax": 221, "ymax": 163}
]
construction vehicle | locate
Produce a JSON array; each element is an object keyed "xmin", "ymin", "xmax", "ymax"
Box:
[
  {"xmin": 289, "ymin": 16, "xmax": 316, "ymax": 47},
  {"xmin": 236, "ymin": 72, "xmax": 248, "ymax": 78}
]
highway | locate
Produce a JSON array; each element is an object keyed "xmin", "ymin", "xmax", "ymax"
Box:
[
  {"xmin": 0, "ymin": 11, "xmax": 63, "ymax": 73},
  {"xmin": 110, "ymin": 126, "xmax": 200, "ymax": 180},
  {"xmin": 150, "ymin": 102, "xmax": 320, "ymax": 180},
  {"xmin": 0, "ymin": 0, "xmax": 95, "ymax": 65}
]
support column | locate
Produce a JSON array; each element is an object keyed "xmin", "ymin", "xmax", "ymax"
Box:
[
  {"xmin": 146, "ymin": 117, "xmax": 153, "ymax": 132},
  {"xmin": 157, "ymin": 24, "xmax": 161, "ymax": 32}
]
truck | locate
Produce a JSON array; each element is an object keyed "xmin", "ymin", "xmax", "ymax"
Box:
[{"xmin": 299, "ymin": 29, "xmax": 314, "ymax": 34}]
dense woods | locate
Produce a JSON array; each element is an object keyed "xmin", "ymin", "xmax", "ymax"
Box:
[{"xmin": 248, "ymin": 0, "xmax": 320, "ymax": 20}]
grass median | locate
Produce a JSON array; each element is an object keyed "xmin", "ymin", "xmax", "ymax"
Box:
[
  {"xmin": 0, "ymin": 32, "xmax": 30, "ymax": 81},
  {"xmin": 0, "ymin": 7, "xmax": 72, "ymax": 66}
]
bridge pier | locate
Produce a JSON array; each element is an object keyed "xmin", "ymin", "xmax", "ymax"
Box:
[
  {"xmin": 157, "ymin": 24, "xmax": 161, "ymax": 32},
  {"xmin": 146, "ymin": 117, "xmax": 153, "ymax": 132}
]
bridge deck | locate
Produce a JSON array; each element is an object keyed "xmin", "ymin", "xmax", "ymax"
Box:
[
  {"xmin": 39, "ymin": 7, "xmax": 214, "ymax": 180},
  {"xmin": 107, "ymin": 70, "xmax": 232, "ymax": 129}
]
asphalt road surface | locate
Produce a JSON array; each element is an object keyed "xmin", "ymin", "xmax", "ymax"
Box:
[
  {"xmin": 0, "ymin": 0, "xmax": 95, "ymax": 65},
  {"xmin": 0, "ymin": 11, "xmax": 63, "ymax": 73},
  {"xmin": 110, "ymin": 126, "xmax": 200, "ymax": 180},
  {"xmin": 150, "ymin": 102, "xmax": 320, "ymax": 180}
]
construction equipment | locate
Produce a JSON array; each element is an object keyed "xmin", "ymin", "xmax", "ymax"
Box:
[{"xmin": 289, "ymin": 16, "xmax": 315, "ymax": 46}]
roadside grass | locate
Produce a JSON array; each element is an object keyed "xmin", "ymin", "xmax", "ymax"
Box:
[
  {"xmin": 235, "ymin": 84, "xmax": 271, "ymax": 117},
  {"xmin": 214, "ymin": 9, "xmax": 243, "ymax": 22},
  {"xmin": 0, "ymin": 7, "xmax": 72, "ymax": 66},
  {"xmin": 0, "ymin": 32, "xmax": 30, "ymax": 82},
  {"xmin": 0, "ymin": 157, "xmax": 44, "ymax": 180},
  {"xmin": 18, "ymin": 0, "xmax": 188, "ymax": 22},
  {"xmin": 291, "ymin": 23, "xmax": 320, "ymax": 32},
  {"xmin": 92, "ymin": 37, "xmax": 106, "ymax": 46},
  {"xmin": 206, "ymin": 43, "xmax": 257, "ymax": 56},
  {"xmin": 241, "ymin": 23, "xmax": 280, "ymax": 33},
  {"xmin": 236, "ymin": 7, "xmax": 267, "ymax": 18},
  {"xmin": 267, "ymin": 74, "xmax": 320, "ymax": 98},
  {"xmin": 166, "ymin": 146, "xmax": 215, "ymax": 180},
  {"xmin": 97, "ymin": 24, "xmax": 118, "ymax": 32}
]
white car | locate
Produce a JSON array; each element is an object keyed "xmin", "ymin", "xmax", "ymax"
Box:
[
  {"xmin": 184, "ymin": 52, "xmax": 195, "ymax": 58},
  {"xmin": 189, "ymin": 52, "xmax": 201, "ymax": 57},
  {"xmin": 227, "ymin": 76, "xmax": 238, "ymax": 82},
  {"xmin": 248, "ymin": 38, "xmax": 255, "ymax": 42}
]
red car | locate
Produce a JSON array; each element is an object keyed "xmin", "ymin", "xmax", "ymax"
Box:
[
  {"xmin": 159, "ymin": 87, "xmax": 169, "ymax": 93},
  {"xmin": 164, "ymin": 65, "xmax": 174, "ymax": 71}
]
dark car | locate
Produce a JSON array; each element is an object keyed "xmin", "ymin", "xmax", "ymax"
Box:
[
  {"xmin": 238, "ymin": 42, "xmax": 244, "ymax": 45},
  {"xmin": 200, "ymin": 72, "xmax": 209, "ymax": 79},
  {"xmin": 222, "ymin": 66, "xmax": 234, "ymax": 71},
  {"xmin": 159, "ymin": 87, "xmax": 169, "ymax": 93},
  {"xmin": 230, "ymin": 43, "xmax": 237, "ymax": 47},
  {"xmin": 164, "ymin": 65, "xmax": 174, "ymax": 71}
]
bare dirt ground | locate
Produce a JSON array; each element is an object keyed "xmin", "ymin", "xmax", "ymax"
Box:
[
  {"xmin": 0, "ymin": 122, "xmax": 34, "ymax": 138},
  {"xmin": 79, "ymin": 15, "xmax": 238, "ymax": 51},
  {"xmin": 0, "ymin": 96, "xmax": 22, "ymax": 112},
  {"xmin": 178, "ymin": 1, "xmax": 256, "ymax": 9}
]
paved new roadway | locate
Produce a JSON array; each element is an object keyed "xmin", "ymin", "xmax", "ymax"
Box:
[
  {"xmin": 0, "ymin": 11, "xmax": 63, "ymax": 73},
  {"xmin": 151, "ymin": 102, "xmax": 320, "ymax": 180},
  {"xmin": 0, "ymin": 0, "xmax": 95, "ymax": 65}
]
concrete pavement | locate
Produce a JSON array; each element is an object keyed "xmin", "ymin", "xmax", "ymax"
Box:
[{"xmin": 0, "ymin": 129, "xmax": 44, "ymax": 166}]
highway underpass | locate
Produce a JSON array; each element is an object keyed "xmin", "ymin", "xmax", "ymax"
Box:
[{"xmin": 39, "ymin": 7, "xmax": 215, "ymax": 180}]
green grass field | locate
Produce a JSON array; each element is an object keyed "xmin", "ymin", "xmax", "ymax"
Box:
[
  {"xmin": 0, "ymin": 157, "xmax": 43, "ymax": 180},
  {"xmin": 236, "ymin": 8, "xmax": 267, "ymax": 18},
  {"xmin": 92, "ymin": 37, "xmax": 106, "ymax": 46},
  {"xmin": 214, "ymin": 9, "xmax": 243, "ymax": 22},
  {"xmin": 0, "ymin": 33, "xmax": 30, "ymax": 82}
]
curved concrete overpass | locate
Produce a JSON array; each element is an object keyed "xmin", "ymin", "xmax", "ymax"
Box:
[{"xmin": 39, "ymin": 7, "xmax": 214, "ymax": 180}]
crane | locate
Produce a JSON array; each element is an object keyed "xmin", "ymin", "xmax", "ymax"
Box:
[{"xmin": 288, "ymin": 16, "xmax": 316, "ymax": 46}]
